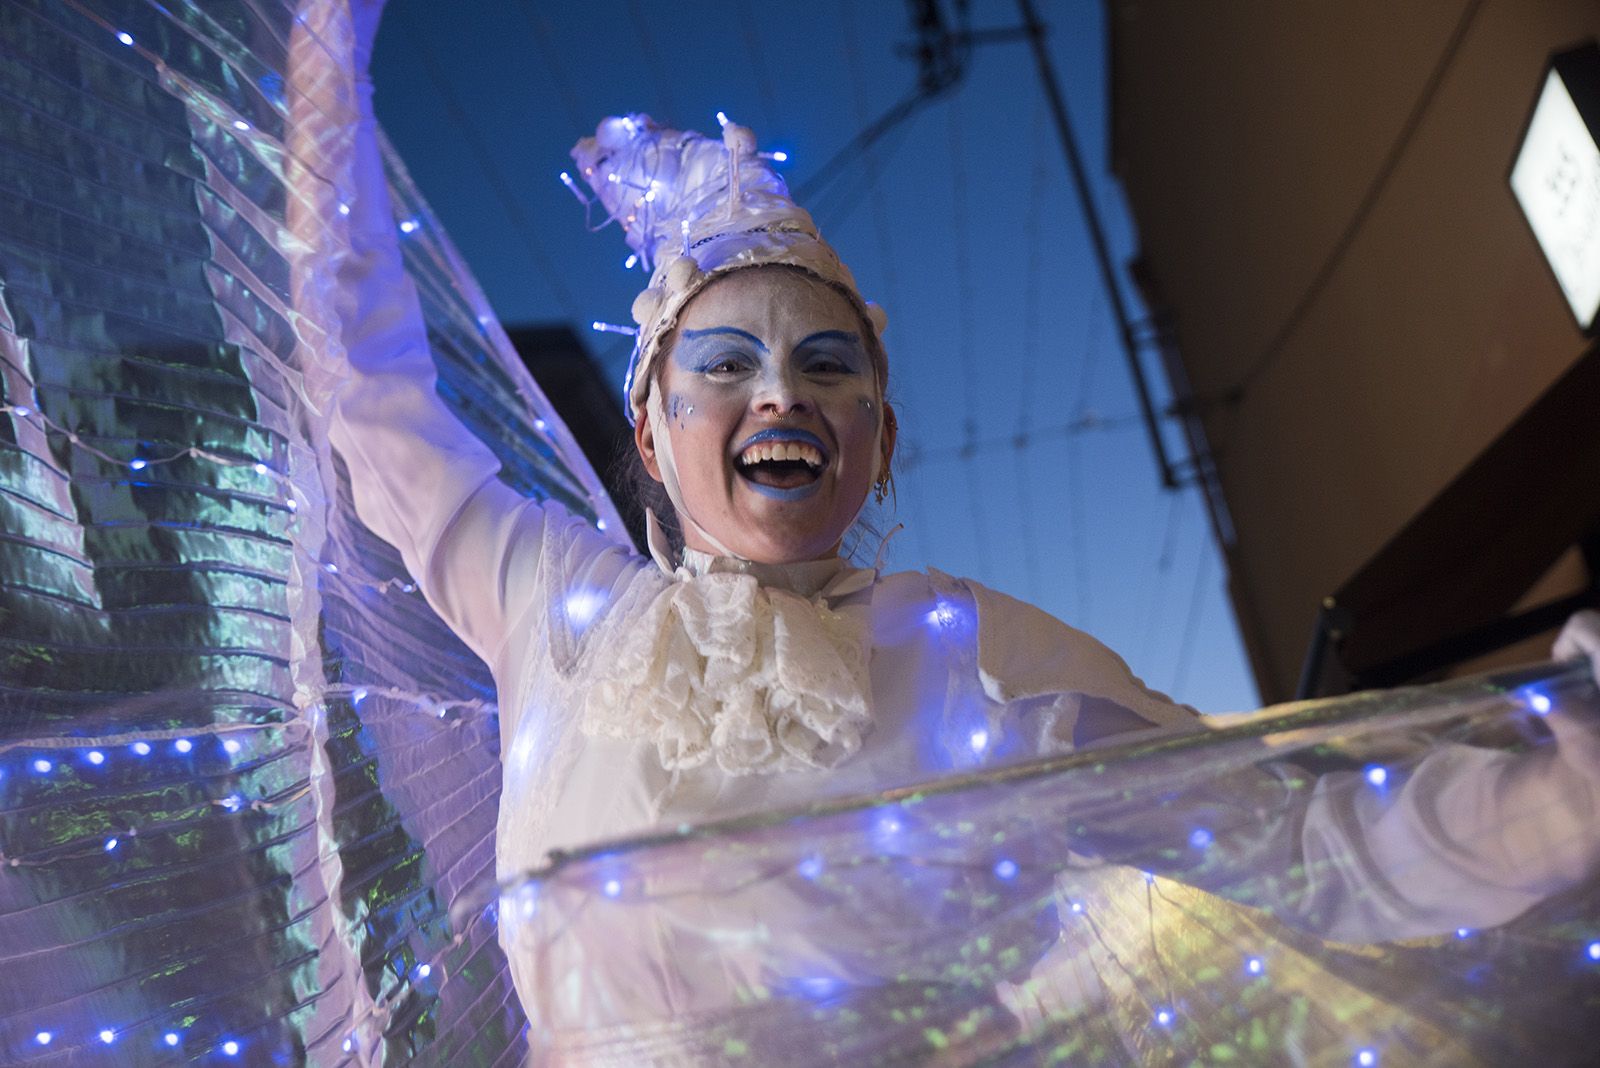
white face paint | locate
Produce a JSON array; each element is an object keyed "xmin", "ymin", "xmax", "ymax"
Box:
[{"xmin": 635, "ymin": 268, "xmax": 893, "ymax": 564}]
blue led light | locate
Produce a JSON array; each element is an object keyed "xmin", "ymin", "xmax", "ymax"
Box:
[
  {"xmin": 132, "ymin": 741, "xmax": 151, "ymax": 756},
  {"xmin": 253, "ymin": 462, "xmax": 269, "ymax": 475},
  {"xmin": 343, "ymin": 1037, "xmax": 355, "ymax": 1052},
  {"xmin": 324, "ymin": 562, "xmax": 338, "ymax": 574},
  {"xmin": 925, "ymin": 602, "xmax": 959, "ymax": 628},
  {"xmin": 772, "ymin": 150, "xmax": 789, "ymax": 162},
  {"xmin": 232, "ymin": 119, "xmax": 250, "ymax": 131},
  {"xmin": 565, "ymin": 589, "xmax": 607, "ymax": 629},
  {"xmin": 164, "ymin": 1032, "xmax": 180, "ymax": 1047},
  {"xmin": 993, "ymin": 858, "xmax": 1019, "ymax": 881},
  {"xmin": 353, "ymin": 688, "xmax": 369, "ymax": 706},
  {"xmin": 1356, "ymin": 1049, "xmax": 1378, "ymax": 1067},
  {"xmin": 596, "ymin": 518, "xmax": 608, "ymax": 531},
  {"xmin": 1587, "ymin": 940, "xmax": 1600, "ymax": 961},
  {"xmin": 14, "ymin": 405, "xmax": 30, "ymax": 417},
  {"xmin": 100, "ymin": 1029, "xmax": 115, "ymax": 1044},
  {"xmin": 129, "ymin": 458, "xmax": 147, "ymax": 471},
  {"xmin": 797, "ymin": 855, "xmax": 823, "ymax": 881},
  {"xmin": 602, "ymin": 878, "xmax": 622, "ymax": 899},
  {"xmin": 1155, "ymin": 1008, "xmax": 1174, "ymax": 1027},
  {"xmin": 716, "ymin": 110, "xmax": 730, "ymax": 127},
  {"xmin": 221, "ymin": 794, "xmax": 245, "ymax": 813},
  {"xmin": 1364, "ymin": 765, "xmax": 1388, "ymax": 788},
  {"xmin": 223, "ymin": 738, "xmax": 241, "ymax": 754},
  {"xmin": 1246, "ymin": 956, "xmax": 1264, "ymax": 975},
  {"xmin": 222, "ymin": 1039, "xmax": 240, "ymax": 1056},
  {"xmin": 174, "ymin": 738, "xmax": 193, "ymax": 754},
  {"xmin": 1456, "ymin": 927, "xmax": 1472, "ymax": 939},
  {"xmin": 1189, "ymin": 828, "xmax": 1213, "ymax": 849},
  {"xmin": 86, "ymin": 749, "xmax": 106, "ymax": 765},
  {"xmin": 116, "ymin": 31, "xmax": 133, "ymax": 45},
  {"xmin": 1529, "ymin": 692, "xmax": 1552, "ymax": 715},
  {"xmin": 969, "ymin": 728, "xmax": 989, "ymax": 753},
  {"xmin": 399, "ymin": 219, "xmax": 419, "ymax": 234},
  {"xmin": 624, "ymin": 254, "xmax": 639, "ymax": 269},
  {"xmin": 35, "ymin": 1031, "xmax": 52, "ymax": 1045},
  {"xmin": 1069, "ymin": 901, "xmax": 1084, "ymax": 914},
  {"xmin": 32, "ymin": 757, "xmax": 52, "ymax": 774},
  {"xmin": 104, "ymin": 837, "xmax": 119, "ymax": 851},
  {"xmin": 338, "ymin": 203, "xmax": 351, "ymax": 216},
  {"xmin": 416, "ymin": 963, "xmax": 432, "ymax": 979}
]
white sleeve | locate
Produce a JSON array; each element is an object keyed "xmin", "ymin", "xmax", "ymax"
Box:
[{"xmin": 325, "ymin": 81, "xmax": 545, "ymax": 666}]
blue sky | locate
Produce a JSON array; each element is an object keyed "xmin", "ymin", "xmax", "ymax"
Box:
[{"xmin": 372, "ymin": 0, "xmax": 1260, "ymax": 713}]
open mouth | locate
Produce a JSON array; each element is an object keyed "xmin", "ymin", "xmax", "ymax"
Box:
[{"xmin": 734, "ymin": 436, "xmax": 827, "ymax": 491}]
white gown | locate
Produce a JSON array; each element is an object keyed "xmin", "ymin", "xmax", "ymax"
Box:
[{"xmin": 325, "ymin": 98, "xmax": 1597, "ymax": 1045}]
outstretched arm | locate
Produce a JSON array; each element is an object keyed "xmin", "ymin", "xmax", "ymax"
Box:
[{"xmin": 321, "ymin": 4, "xmax": 548, "ymax": 666}]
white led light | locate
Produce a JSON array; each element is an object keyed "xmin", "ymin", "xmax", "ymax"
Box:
[
  {"xmin": 797, "ymin": 856, "xmax": 823, "ymax": 880},
  {"xmin": 129, "ymin": 458, "xmax": 147, "ymax": 471},
  {"xmin": 15, "ymin": 405, "xmax": 30, "ymax": 417},
  {"xmin": 253, "ymin": 462, "xmax": 269, "ymax": 475},
  {"xmin": 1364, "ymin": 765, "xmax": 1388, "ymax": 788},
  {"xmin": 286, "ymin": 498, "xmax": 298, "ymax": 512},
  {"xmin": 1587, "ymin": 940, "xmax": 1600, "ymax": 961},
  {"xmin": 232, "ymin": 119, "xmax": 250, "ymax": 131},
  {"xmin": 116, "ymin": 31, "xmax": 133, "ymax": 45},
  {"xmin": 32, "ymin": 758, "xmax": 51, "ymax": 773},
  {"xmin": 343, "ymin": 1037, "xmax": 354, "ymax": 1053},
  {"xmin": 338, "ymin": 203, "xmax": 351, "ymax": 216},
  {"xmin": 324, "ymin": 562, "xmax": 338, "ymax": 574},
  {"xmin": 132, "ymin": 741, "xmax": 152, "ymax": 756},
  {"xmin": 35, "ymin": 1031, "xmax": 52, "ymax": 1045},
  {"xmin": 993, "ymin": 859, "xmax": 1018, "ymax": 880},
  {"xmin": 221, "ymin": 794, "xmax": 244, "ymax": 812},
  {"xmin": 223, "ymin": 738, "xmax": 241, "ymax": 754},
  {"xmin": 165, "ymin": 1032, "xmax": 180, "ymax": 1047},
  {"xmin": 100, "ymin": 1029, "xmax": 115, "ymax": 1043},
  {"xmin": 772, "ymin": 150, "xmax": 788, "ymax": 162},
  {"xmin": 716, "ymin": 110, "xmax": 730, "ymax": 127},
  {"xmin": 416, "ymin": 964, "xmax": 432, "ymax": 979},
  {"xmin": 534, "ymin": 419, "xmax": 548, "ymax": 431},
  {"xmin": 1069, "ymin": 900, "xmax": 1084, "ymax": 914},
  {"xmin": 602, "ymin": 878, "xmax": 622, "ymax": 898},
  {"xmin": 174, "ymin": 738, "xmax": 193, "ymax": 754},
  {"xmin": 1530, "ymin": 693, "xmax": 1552, "ymax": 715},
  {"xmin": 223, "ymin": 1039, "xmax": 240, "ymax": 1056},
  {"xmin": 104, "ymin": 837, "xmax": 119, "ymax": 851},
  {"xmin": 1456, "ymin": 927, "xmax": 1472, "ymax": 939},
  {"xmin": 399, "ymin": 219, "xmax": 419, "ymax": 234},
  {"xmin": 1246, "ymin": 956, "xmax": 1264, "ymax": 975},
  {"xmin": 1155, "ymin": 1009, "xmax": 1173, "ymax": 1026},
  {"xmin": 87, "ymin": 750, "xmax": 106, "ymax": 765},
  {"xmin": 595, "ymin": 518, "xmax": 607, "ymax": 531},
  {"xmin": 968, "ymin": 728, "xmax": 989, "ymax": 753},
  {"xmin": 1356, "ymin": 1050, "xmax": 1378, "ymax": 1068}
]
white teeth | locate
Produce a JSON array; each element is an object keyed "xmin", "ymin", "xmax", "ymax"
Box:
[{"xmin": 738, "ymin": 440, "xmax": 824, "ymax": 468}]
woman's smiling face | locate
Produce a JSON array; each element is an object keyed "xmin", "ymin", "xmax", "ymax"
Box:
[{"xmin": 635, "ymin": 267, "xmax": 893, "ymax": 563}]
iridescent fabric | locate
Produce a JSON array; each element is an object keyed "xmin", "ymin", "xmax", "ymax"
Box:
[
  {"xmin": 508, "ymin": 663, "xmax": 1600, "ymax": 1066},
  {"xmin": 2, "ymin": 2, "xmax": 1599, "ymax": 1067}
]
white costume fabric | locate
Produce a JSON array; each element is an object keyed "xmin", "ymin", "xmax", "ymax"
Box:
[{"xmin": 328, "ymin": 88, "xmax": 1598, "ymax": 1048}]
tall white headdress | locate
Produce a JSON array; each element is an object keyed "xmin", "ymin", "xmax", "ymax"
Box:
[{"xmin": 568, "ymin": 114, "xmax": 889, "ymax": 425}]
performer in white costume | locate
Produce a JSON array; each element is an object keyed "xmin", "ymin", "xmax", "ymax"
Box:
[{"xmin": 327, "ymin": 14, "xmax": 1600, "ymax": 1048}]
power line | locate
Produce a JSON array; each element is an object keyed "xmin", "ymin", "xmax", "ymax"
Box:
[
  {"xmin": 398, "ymin": 13, "xmax": 579, "ymax": 321},
  {"xmin": 1170, "ymin": 530, "xmax": 1214, "ymax": 697},
  {"xmin": 897, "ymin": 410, "xmax": 1142, "ymax": 471},
  {"xmin": 1229, "ymin": 0, "xmax": 1485, "ymax": 399},
  {"xmin": 1012, "ymin": 95, "xmax": 1052, "ymax": 599}
]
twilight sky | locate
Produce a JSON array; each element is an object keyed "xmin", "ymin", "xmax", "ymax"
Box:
[{"xmin": 371, "ymin": 0, "xmax": 1261, "ymax": 713}]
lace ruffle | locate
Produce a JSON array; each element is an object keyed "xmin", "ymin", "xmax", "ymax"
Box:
[{"xmin": 580, "ymin": 570, "xmax": 874, "ymax": 775}]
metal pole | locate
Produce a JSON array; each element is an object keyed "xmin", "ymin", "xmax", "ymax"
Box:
[{"xmin": 1015, "ymin": 0, "xmax": 1177, "ymax": 488}]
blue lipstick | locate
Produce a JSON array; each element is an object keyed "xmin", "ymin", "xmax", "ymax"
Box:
[{"xmin": 734, "ymin": 428, "xmax": 828, "ymax": 501}]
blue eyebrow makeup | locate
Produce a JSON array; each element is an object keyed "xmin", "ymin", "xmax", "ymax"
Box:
[{"xmin": 681, "ymin": 326, "xmax": 769, "ymax": 351}]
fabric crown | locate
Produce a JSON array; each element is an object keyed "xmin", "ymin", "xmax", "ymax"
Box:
[{"xmin": 569, "ymin": 114, "xmax": 889, "ymax": 426}]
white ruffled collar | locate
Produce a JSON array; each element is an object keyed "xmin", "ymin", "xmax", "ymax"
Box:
[{"xmin": 645, "ymin": 507, "xmax": 876, "ymax": 602}]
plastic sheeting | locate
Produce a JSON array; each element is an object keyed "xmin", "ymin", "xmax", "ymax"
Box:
[
  {"xmin": 1, "ymin": 1, "xmax": 1598, "ymax": 1066},
  {"xmin": 506, "ymin": 661, "xmax": 1600, "ymax": 1066}
]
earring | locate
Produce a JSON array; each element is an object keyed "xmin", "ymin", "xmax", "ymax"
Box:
[{"xmin": 873, "ymin": 471, "xmax": 894, "ymax": 506}]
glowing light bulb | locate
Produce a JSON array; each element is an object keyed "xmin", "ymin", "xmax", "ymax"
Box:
[
  {"xmin": 87, "ymin": 749, "xmax": 106, "ymax": 765},
  {"xmin": 644, "ymin": 188, "xmax": 658, "ymax": 202},
  {"xmin": 534, "ymin": 418, "xmax": 548, "ymax": 431},
  {"xmin": 1143, "ymin": 871, "xmax": 1156, "ymax": 885},
  {"xmin": 286, "ymin": 498, "xmax": 298, "ymax": 512},
  {"xmin": 1355, "ymin": 1050, "xmax": 1378, "ymax": 1067},
  {"xmin": 232, "ymin": 119, "xmax": 250, "ymax": 131},
  {"xmin": 1587, "ymin": 940, "xmax": 1600, "ymax": 961},
  {"xmin": 716, "ymin": 110, "xmax": 730, "ymax": 127},
  {"xmin": 116, "ymin": 31, "xmax": 133, "ymax": 45},
  {"xmin": 35, "ymin": 1031, "xmax": 51, "ymax": 1045},
  {"xmin": 353, "ymin": 688, "xmax": 369, "ymax": 706},
  {"xmin": 602, "ymin": 878, "xmax": 622, "ymax": 898},
  {"xmin": 221, "ymin": 794, "xmax": 244, "ymax": 812},
  {"xmin": 253, "ymin": 461, "xmax": 269, "ymax": 475},
  {"xmin": 1456, "ymin": 927, "xmax": 1472, "ymax": 939},
  {"xmin": 165, "ymin": 1032, "xmax": 180, "ymax": 1047},
  {"xmin": 596, "ymin": 518, "xmax": 608, "ymax": 531},
  {"xmin": 129, "ymin": 458, "xmax": 148, "ymax": 471},
  {"xmin": 338, "ymin": 203, "xmax": 351, "ymax": 216},
  {"xmin": 624, "ymin": 253, "xmax": 638, "ymax": 269},
  {"xmin": 968, "ymin": 728, "xmax": 989, "ymax": 753},
  {"xmin": 324, "ymin": 562, "xmax": 338, "ymax": 574},
  {"xmin": 399, "ymin": 219, "xmax": 419, "ymax": 234},
  {"xmin": 416, "ymin": 963, "xmax": 432, "ymax": 979},
  {"xmin": 1189, "ymin": 828, "xmax": 1214, "ymax": 849},
  {"xmin": 591, "ymin": 321, "xmax": 638, "ymax": 336},
  {"xmin": 222, "ymin": 1039, "xmax": 240, "ymax": 1056},
  {"xmin": 797, "ymin": 855, "xmax": 823, "ymax": 881},
  {"xmin": 32, "ymin": 758, "xmax": 51, "ymax": 774},
  {"xmin": 1246, "ymin": 956, "xmax": 1264, "ymax": 975},
  {"xmin": 1155, "ymin": 1008, "xmax": 1173, "ymax": 1027},
  {"xmin": 1364, "ymin": 765, "xmax": 1388, "ymax": 787},
  {"xmin": 132, "ymin": 741, "xmax": 151, "ymax": 756},
  {"xmin": 14, "ymin": 405, "xmax": 30, "ymax": 417},
  {"xmin": 174, "ymin": 738, "xmax": 193, "ymax": 754},
  {"xmin": 993, "ymin": 859, "xmax": 1019, "ymax": 881},
  {"xmin": 100, "ymin": 1029, "xmax": 115, "ymax": 1043},
  {"xmin": 104, "ymin": 837, "xmax": 119, "ymax": 851},
  {"xmin": 1530, "ymin": 693, "xmax": 1552, "ymax": 715},
  {"xmin": 1069, "ymin": 901, "xmax": 1084, "ymax": 914},
  {"xmin": 343, "ymin": 1037, "xmax": 354, "ymax": 1053},
  {"xmin": 223, "ymin": 738, "xmax": 241, "ymax": 754}
]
